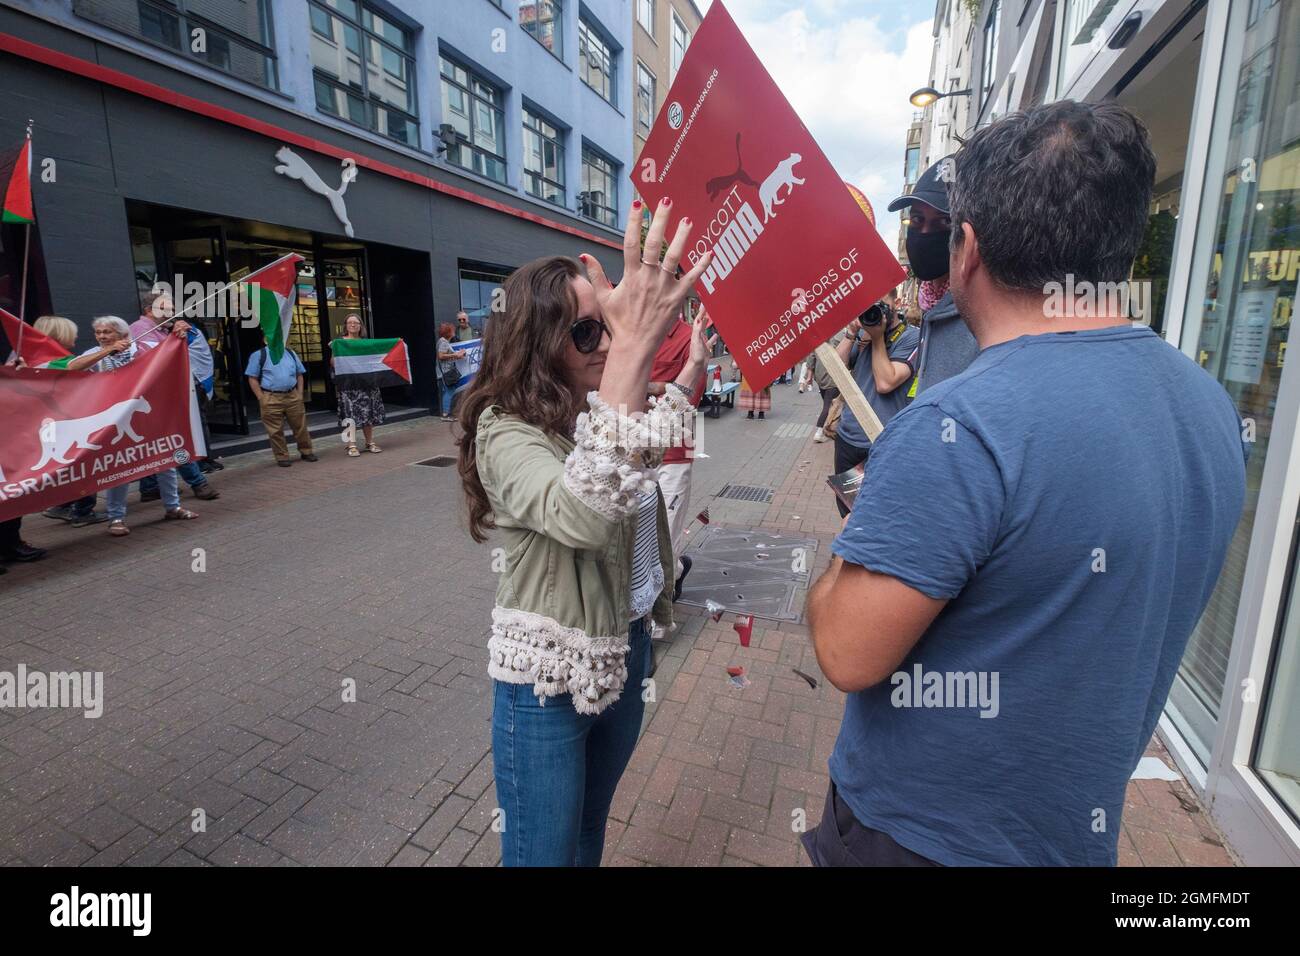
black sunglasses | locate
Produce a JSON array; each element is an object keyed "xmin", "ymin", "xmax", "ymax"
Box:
[{"xmin": 570, "ymin": 317, "xmax": 610, "ymax": 354}]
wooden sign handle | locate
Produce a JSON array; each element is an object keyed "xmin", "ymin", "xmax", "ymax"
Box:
[{"xmin": 814, "ymin": 341, "xmax": 883, "ymax": 441}]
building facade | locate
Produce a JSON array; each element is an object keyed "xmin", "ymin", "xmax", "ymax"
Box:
[
  {"xmin": 914, "ymin": 0, "xmax": 1300, "ymax": 865},
  {"xmin": 630, "ymin": 0, "xmax": 703, "ymax": 167},
  {"xmin": 916, "ymin": 0, "xmax": 977, "ymax": 173},
  {"xmin": 0, "ymin": 0, "xmax": 634, "ymax": 431}
]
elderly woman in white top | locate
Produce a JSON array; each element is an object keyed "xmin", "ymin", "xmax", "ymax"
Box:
[{"xmin": 66, "ymin": 315, "xmax": 199, "ymax": 536}]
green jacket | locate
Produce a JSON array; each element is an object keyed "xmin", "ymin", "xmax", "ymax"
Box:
[{"xmin": 475, "ymin": 390, "xmax": 692, "ymax": 714}]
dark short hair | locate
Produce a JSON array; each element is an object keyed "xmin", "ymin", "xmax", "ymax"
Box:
[{"xmin": 949, "ymin": 100, "xmax": 1155, "ymax": 292}]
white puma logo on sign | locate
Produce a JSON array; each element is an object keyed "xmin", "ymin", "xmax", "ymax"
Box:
[
  {"xmin": 32, "ymin": 397, "xmax": 153, "ymax": 471},
  {"xmin": 759, "ymin": 152, "xmax": 805, "ymax": 222},
  {"xmin": 274, "ymin": 146, "xmax": 358, "ymax": 238}
]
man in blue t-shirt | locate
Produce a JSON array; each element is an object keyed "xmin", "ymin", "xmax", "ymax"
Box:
[
  {"xmin": 831, "ymin": 290, "xmax": 919, "ymax": 517},
  {"xmin": 804, "ymin": 101, "xmax": 1246, "ymax": 866}
]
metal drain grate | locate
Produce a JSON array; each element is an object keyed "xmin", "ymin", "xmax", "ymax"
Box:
[
  {"xmin": 717, "ymin": 484, "xmax": 773, "ymax": 503},
  {"xmin": 413, "ymin": 456, "xmax": 456, "ymax": 467},
  {"xmin": 677, "ymin": 526, "xmax": 819, "ymax": 622}
]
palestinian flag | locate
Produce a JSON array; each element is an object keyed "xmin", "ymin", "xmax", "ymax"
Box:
[
  {"xmin": 0, "ymin": 306, "xmax": 70, "ymax": 367},
  {"xmin": 240, "ymin": 254, "xmax": 303, "ymax": 362},
  {"xmin": 331, "ymin": 337, "xmax": 411, "ymax": 388},
  {"xmin": 2, "ymin": 137, "xmax": 33, "ymax": 224}
]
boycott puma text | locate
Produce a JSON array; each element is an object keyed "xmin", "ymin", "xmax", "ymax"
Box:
[{"xmin": 688, "ymin": 184, "xmax": 765, "ymax": 295}]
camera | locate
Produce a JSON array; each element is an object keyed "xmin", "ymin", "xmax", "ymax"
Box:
[{"xmin": 858, "ymin": 302, "xmax": 889, "ymax": 328}]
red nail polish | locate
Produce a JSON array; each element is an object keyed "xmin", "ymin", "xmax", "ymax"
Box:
[
  {"xmin": 578, "ymin": 254, "xmax": 588, "ymax": 261},
  {"xmin": 633, "ymin": 199, "xmax": 642, "ymax": 209},
  {"xmin": 663, "ymin": 198, "xmax": 672, "ymax": 206}
]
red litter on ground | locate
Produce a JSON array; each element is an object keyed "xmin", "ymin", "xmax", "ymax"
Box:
[
  {"xmin": 725, "ymin": 666, "xmax": 750, "ymax": 689},
  {"xmin": 733, "ymin": 614, "xmax": 754, "ymax": 647}
]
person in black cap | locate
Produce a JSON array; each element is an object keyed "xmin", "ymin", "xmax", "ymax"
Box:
[{"xmin": 889, "ymin": 157, "xmax": 979, "ymax": 397}]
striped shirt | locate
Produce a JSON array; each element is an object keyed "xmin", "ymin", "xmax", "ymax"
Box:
[
  {"xmin": 80, "ymin": 342, "xmax": 138, "ymax": 373},
  {"xmin": 628, "ymin": 489, "xmax": 664, "ymax": 621}
]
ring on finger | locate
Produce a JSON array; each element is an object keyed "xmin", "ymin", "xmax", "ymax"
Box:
[{"xmin": 641, "ymin": 256, "xmax": 658, "ymax": 266}]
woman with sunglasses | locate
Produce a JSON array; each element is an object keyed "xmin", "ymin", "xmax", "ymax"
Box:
[{"xmin": 457, "ymin": 197, "xmax": 713, "ymax": 866}]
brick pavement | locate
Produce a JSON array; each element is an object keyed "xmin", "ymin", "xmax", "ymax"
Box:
[{"xmin": 0, "ymin": 375, "xmax": 1237, "ymax": 866}]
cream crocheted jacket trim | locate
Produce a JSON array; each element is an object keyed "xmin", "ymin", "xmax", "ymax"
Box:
[
  {"xmin": 561, "ymin": 389, "xmax": 695, "ymax": 522},
  {"xmin": 488, "ymin": 606, "xmax": 633, "ymax": 715},
  {"xmin": 490, "ymin": 390, "xmax": 695, "ymax": 715}
]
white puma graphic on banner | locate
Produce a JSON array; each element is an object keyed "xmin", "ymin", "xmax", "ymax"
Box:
[
  {"xmin": 759, "ymin": 152, "xmax": 805, "ymax": 222},
  {"xmin": 31, "ymin": 397, "xmax": 153, "ymax": 471}
]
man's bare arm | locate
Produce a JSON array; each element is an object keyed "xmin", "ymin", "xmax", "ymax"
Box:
[{"xmin": 806, "ymin": 559, "xmax": 947, "ymax": 693}]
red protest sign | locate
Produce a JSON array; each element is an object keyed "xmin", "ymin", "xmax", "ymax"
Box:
[
  {"xmin": 0, "ymin": 336, "xmax": 200, "ymax": 521},
  {"xmin": 632, "ymin": 1, "xmax": 905, "ymax": 390}
]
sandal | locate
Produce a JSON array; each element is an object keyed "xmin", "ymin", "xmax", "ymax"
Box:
[
  {"xmin": 164, "ymin": 507, "xmax": 199, "ymax": 521},
  {"xmin": 108, "ymin": 520, "xmax": 130, "ymax": 537},
  {"xmin": 366, "ymin": 443, "xmax": 382, "ymax": 454},
  {"xmin": 347, "ymin": 444, "xmax": 361, "ymax": 457}
]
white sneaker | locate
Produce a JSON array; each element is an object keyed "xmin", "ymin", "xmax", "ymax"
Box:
[{"xmin": 813, "ymin": 428, "xmax": 826, "ymax": 443}]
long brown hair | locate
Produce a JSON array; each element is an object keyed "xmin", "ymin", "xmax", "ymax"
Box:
[{"xmin": 457, "ymin": 255, "xmax": 585, "ymax": 543}]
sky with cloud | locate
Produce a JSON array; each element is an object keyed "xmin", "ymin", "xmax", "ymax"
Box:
[{"xmin": 694, "ymin": 0, "xmax": 935, "ymax": 254}]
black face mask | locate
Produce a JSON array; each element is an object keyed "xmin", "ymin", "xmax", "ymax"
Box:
[{"xmin": 906, "ymin": 229, "xmax": 951, "ymax": 281}]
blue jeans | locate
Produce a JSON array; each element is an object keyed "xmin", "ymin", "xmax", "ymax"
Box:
[
  {"xmin": 107, "ymin": 468, "xmax": 180, "ymax": 520},
  {"xmin": 140, "ymin": 460, "xmax": 204, "ymax": 493},
  {"xmin": 492, "ymin": 617, "xmax": 652, "ymax": 867},
  {"xmin": 439, "ymin": 381, "xmax": 457, "ymax": 416}
]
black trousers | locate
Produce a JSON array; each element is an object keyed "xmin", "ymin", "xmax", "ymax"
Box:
[
  {"xmin": 832, "ymin": 432, "xmax": 871, "ymax": 518},
  {"xmin": 802, "ymin": 782, "xmax": 940, "ymax": 867},
  {"xmin": 816, "ymin": 386, "xmax": 839, "ymax": 428},
  {"xmin": 0, "ymin": 517, "xmax": 21, "ymax": 552}
]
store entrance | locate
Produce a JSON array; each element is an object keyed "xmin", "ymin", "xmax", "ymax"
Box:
[
  {"xmin": 224, "ymin": 239, "xmax": 367, "ymax": 421},
  {"xmin": 133, "ymin": 204, "xmax": 371, "ymax": 435}
]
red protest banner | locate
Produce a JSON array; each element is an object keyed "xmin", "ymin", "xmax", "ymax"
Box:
[
  {"xmin": 632, "ymin": 1, "xmax": 905, "ymax": 390},
  {"xmin": 0, "ymin": 336, "xmax": 200, "ymax": 521}
]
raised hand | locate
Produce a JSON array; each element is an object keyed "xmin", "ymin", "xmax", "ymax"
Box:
[
  {"xmin": 688, "ymin": 305, "xmax": 718, "ymax": 367},
  {"xmin": 581, "ymin": 198, "xmax": 713, "ymax": 358}
]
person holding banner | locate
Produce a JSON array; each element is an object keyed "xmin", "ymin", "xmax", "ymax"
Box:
[
  {"xmin": 436, "ymin": 323, "xmax": 468, "ymax": 421},
  {"xmin": 29, "ymin": 316, "xmax": 106, "ymax": 527},
  {"xmin": 65, "ymin": 315, "xmax": 137, "ymax": 373},
  {"xmin": 67, "ymin": 317, "xmax": 200, "ymax": 536},
  {"xmin": 457, "ymin": 197, "xmax": 713, "ymax": 866},
  {"xmin": 454, "ymin": 311, "xmax": 479, "ymax": 342},
  {"xmin": 331, "ymin": 313, "xmax": 386, "ymax": 456},
  {"xmin": 135, "ymin": 293, "xmax": 220, "ymax": 501}
]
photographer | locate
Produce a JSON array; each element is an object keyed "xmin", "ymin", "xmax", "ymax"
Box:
[{"xmin": 831, "ymin": 291, "xmax": 918, "ymax": 516}]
